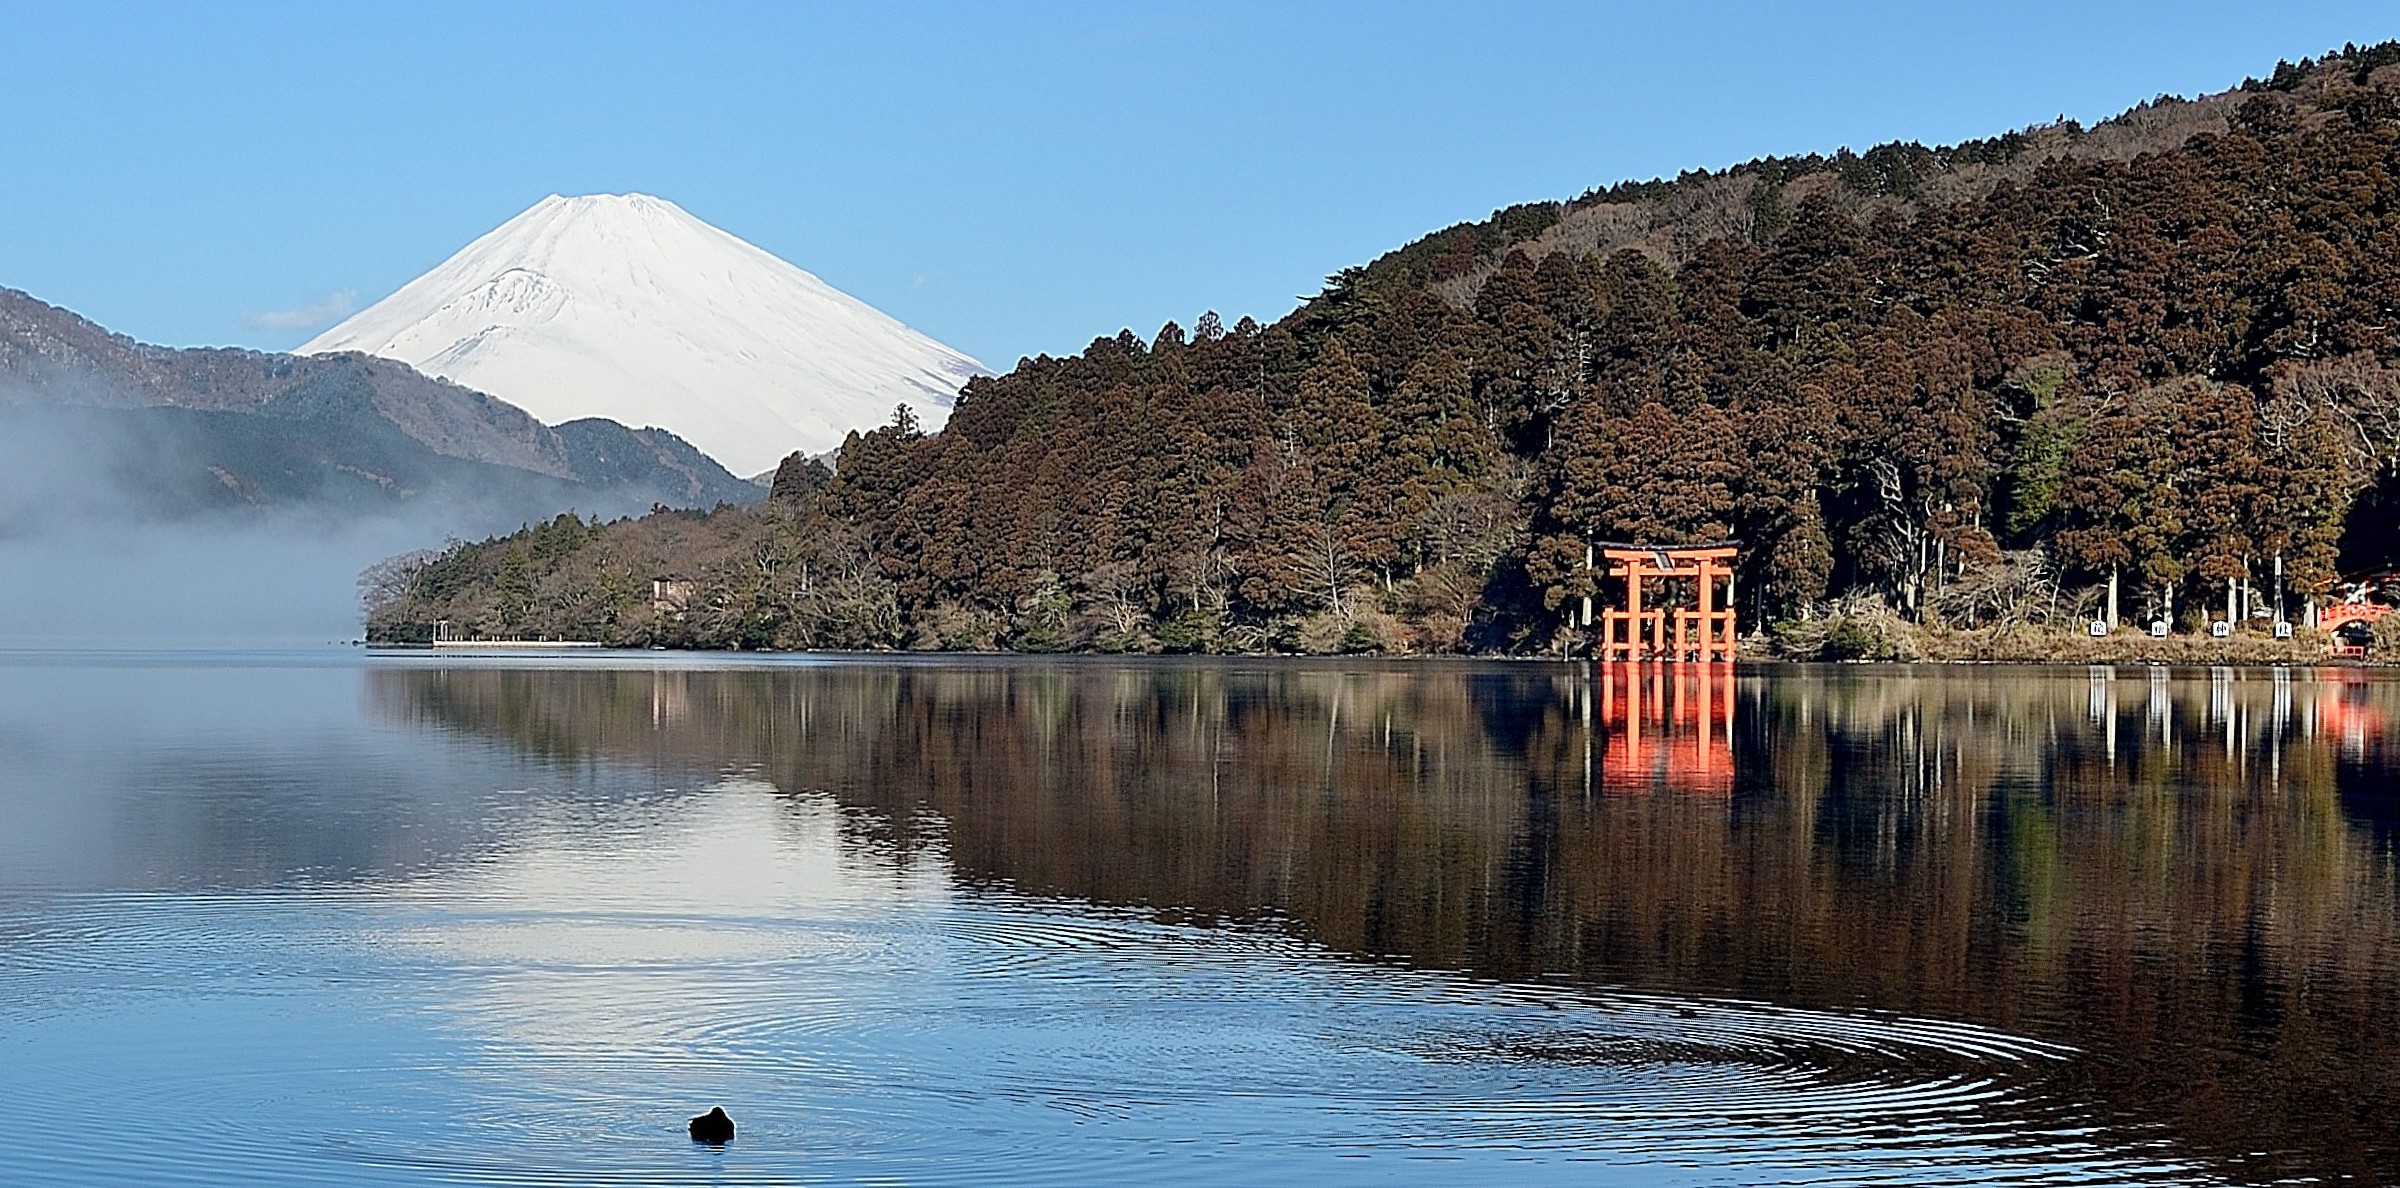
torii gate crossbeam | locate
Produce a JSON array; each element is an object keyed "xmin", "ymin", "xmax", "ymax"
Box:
[{"xmin": 1593, "ymin": 543, "xmax": 1738, "ymax": 663}]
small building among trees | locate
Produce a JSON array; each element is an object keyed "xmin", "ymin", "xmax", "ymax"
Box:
[{"xmin": 652, "ymin": 575, "xmax": 696, "ymax": 615}]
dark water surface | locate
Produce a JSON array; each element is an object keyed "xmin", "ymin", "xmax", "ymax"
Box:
[{"xmin": 2, "ymin": 653, "xmax": 2396, "ymax": 1185}]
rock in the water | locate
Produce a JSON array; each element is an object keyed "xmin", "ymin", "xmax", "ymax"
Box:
[{"xmin": 689, "ymin": 1106, "xmax": 734, "ymax": 1144}]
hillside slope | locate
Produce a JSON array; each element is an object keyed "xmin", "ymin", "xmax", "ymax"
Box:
[{"xmin": 372, "ymin": 43, "xmax": 2400, "ymax": 655}]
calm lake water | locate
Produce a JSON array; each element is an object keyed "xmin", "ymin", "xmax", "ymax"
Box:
[{"xmin": 1, "ymin": 653, "xmax": 2396, "ymax": 1185}]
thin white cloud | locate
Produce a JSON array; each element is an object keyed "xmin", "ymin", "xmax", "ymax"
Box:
[{"xmin": 240, "ymin": 290, "xmax": 355, "ymax": 332}]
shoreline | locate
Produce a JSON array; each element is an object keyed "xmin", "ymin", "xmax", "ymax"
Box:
[
  {"xmin": 1818, "ymin": 630, "xmax": 2371, "ymax": 667},
  {"xmin": 358, "ymin": 639, "xmax": 2394, "ymax": 669}
]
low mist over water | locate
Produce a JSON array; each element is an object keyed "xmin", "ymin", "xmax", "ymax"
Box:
[
  {"xmin": 0, "ymin": 523, "xmax": 409, "ymax": 648},
  {"xmin": 2, "ymin": 655, "xmax": 2396, "ymax": 1184}
]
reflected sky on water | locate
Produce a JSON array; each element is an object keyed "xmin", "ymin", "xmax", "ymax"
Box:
[{"xmin": 0, "ymin": 652, "xmax": 2395, "ymax": 1184}]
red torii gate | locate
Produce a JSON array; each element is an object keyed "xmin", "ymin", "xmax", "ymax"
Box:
[{"xmin": 1592, "ymin": 543, "xmax": 1738, "ymax": 663}]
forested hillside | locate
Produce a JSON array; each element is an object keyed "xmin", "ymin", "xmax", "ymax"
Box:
[{"xmin": 370, "ymin": 44, "xmax": 2400, "ymax": 653}]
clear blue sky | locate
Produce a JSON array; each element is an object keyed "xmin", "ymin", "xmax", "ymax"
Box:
[{"xmin": 3, "ymin": 2, "xmax": 2395, "ymax": 370}]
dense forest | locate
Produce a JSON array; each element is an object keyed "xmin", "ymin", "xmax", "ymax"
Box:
[{"xmin": 371, "ymin": 43, "xmax": 2400, "ymax": 655}]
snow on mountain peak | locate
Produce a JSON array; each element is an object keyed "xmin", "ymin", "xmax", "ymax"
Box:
[{"xmin": 300, "ymin": 192, "xmax": 987, "ymax": 475}]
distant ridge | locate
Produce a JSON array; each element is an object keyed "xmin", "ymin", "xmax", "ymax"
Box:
[
  {"xmin": 302, "ymin": 193, "xmax": 989, "ymax": 475},
  {"xmin": 0, "ymin": 285, "xmax": 759, "ymax": 523}
]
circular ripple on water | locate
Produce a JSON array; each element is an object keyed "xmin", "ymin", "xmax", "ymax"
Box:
[
  {"xmin": 0, "ymin": 890, "xmax": 2212, "ymax": 1186},
  {"xmin": 801, "ymin": 900, "xmax": 2174, "ymax": 1184}
]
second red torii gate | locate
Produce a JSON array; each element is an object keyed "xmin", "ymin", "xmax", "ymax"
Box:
[{"xmin": 1592, "ymin": 543, "xmax": 1738, "ymax": 662}]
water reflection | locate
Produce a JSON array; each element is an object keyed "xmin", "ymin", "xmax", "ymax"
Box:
[
  {"xmin": 378, "ymin": 659, "xmax": 2400, "ymax": 1184},
  {"xmin": 1594, "ymin": 661, "xmax": 1735, "ymax": 793}
]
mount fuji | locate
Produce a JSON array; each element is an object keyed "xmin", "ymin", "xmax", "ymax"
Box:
[{"xmin": 300, "ymin": 193, "xmax": 988, "ymax": 476}]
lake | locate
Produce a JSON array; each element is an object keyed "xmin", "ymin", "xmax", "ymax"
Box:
[{"xmin": 1, "ymin": 653, "xmax": 2395, "ymax": 1185}]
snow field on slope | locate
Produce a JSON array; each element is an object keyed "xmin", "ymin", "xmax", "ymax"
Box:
[{"xmin": 303, "ymin": 193, "xmax": 987, "ymax": 476}]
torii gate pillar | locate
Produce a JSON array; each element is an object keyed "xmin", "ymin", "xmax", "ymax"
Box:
[{"xmin": 1594, "ymin": 544, "xmax": 1738, "ymax": 662}]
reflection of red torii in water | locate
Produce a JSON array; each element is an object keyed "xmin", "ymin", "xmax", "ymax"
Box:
[
  {"xmin": 1596, "ymin": 661, "xmax": 1736, "ymax": 795},
  {"xmin": 1582, "ymin": 542, "xmax": 1741, "ymax": 793},
  {"xmin": 1591, "ymin": 543, "xmax": 1738, "ymax": 663}
]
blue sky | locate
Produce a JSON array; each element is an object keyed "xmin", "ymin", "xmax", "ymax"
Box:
[{"xmin": 2, "ymin": 2, "xmax": 2395, "ymax": 370}]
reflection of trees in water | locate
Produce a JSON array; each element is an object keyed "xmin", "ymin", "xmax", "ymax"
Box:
[{"xmin": 377, "ymin": 660, "xmax": 2400, "ymax": 1183}]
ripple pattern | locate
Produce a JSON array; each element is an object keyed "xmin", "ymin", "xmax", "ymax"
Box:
[{"xmin": 0, "ymin": 879, "xmax": 2209, "ymax": 1186}]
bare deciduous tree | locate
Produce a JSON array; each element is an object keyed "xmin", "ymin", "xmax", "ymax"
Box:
[{"xmin": 357, "ymin": 549, "xmax": 440, "ymax": 621}]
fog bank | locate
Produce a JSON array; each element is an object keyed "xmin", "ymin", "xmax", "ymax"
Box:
[
  {"xmin": 0, "ymin": 407, "xmax": 557, "ymax": 648},
  {"xmin": 0, "ymin": 519, "xmax": 441, "ymax": 648}
]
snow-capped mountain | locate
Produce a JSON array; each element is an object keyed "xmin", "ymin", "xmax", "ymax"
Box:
[{"xmin": 300, "ymin": 193, "xmax": 986, "ymax": 476}]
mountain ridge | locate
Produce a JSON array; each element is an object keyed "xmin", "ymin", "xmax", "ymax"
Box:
[
  {"xmin": 302, "ymin": 192, "xmax": 989, "ymax": 475},
  {"xmin": 1349, "ymin": 41, "xmax": 2400, "ymax": 311},
  {"xmin": 0, "ymin": 286, "xmax": 761, "ymax": 522}
]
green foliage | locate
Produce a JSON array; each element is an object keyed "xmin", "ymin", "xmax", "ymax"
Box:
[
  {"xmin": 1999, "ymin": 361, "xmax": 2086, "ymax": 541},
  {"xmin": 2374, "ymin": 613, "xmax": 2400, "ymax": 659},
  {"xmin": 1007, "ymin": 571, "xmax": 1075, "ymax": 653},
  {"xmin": 1155, "ymin": 608, "xmax": 1220, "ymax": 654},
  {"xmin": 1820, "ymin": 617, "xmax": 1884, "ymax": 661},
  {"xmin": 1357, "ymin": 202, "xmax": 1565, "ymax": 292}
]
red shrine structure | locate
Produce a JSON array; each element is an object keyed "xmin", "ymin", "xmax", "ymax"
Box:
[
  {"xmin": 1592, "ymin": 543, "xmax": 1739, "ymax": 663},
  {"xmin": 2322, "ymin": 601, "xmax": 2392, "ymax": 659}
]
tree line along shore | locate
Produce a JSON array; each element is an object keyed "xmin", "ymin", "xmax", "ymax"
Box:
[{"xmin": 367, "ymin": 45, "xmax": 2400, "ymax": 663}]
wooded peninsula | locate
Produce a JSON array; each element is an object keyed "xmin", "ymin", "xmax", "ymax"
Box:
[{"xmin": 367, "ymin": 45, "xmax": 2400, "ymax": 660}]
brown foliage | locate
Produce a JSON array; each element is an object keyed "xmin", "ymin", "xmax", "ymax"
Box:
[{"xmin": 372, "ymin": 45, "xmax": 2400, "ymax": 652}]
